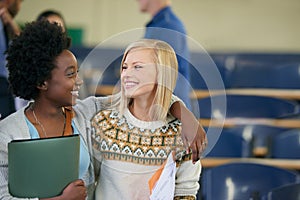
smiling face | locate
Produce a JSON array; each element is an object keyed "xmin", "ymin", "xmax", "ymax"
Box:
[
  {"xmin": 43, "ymin": 50, "xmax": 83, "ymax": 106},
  {"xmin": 121, "ymin": 48, "xmax": 157, "ymax": 100}
]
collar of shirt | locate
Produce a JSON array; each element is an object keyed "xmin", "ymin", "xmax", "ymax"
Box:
[{"xmin": 146, "ymin": 6, "xmax": 172, "ymax": 27}]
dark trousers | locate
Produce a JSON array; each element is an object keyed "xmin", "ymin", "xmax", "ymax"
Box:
[{"xmin": 0, "ymin": 76, "xmax": 15, "ymax": 119}]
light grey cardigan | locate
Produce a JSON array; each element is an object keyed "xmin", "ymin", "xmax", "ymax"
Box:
[{"xmin": 0, "ymin": 96, "xmax": 109, "ymax": 200}]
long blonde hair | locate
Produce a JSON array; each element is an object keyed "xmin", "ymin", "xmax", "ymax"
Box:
[{"xmin": 118, "ymin": 39, "xmax": 178, "ymax": 121}]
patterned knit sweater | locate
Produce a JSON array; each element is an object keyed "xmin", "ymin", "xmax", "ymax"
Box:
[{"xmin": 91, "ymin": 108, "xmax": 201, "ymax": 200}]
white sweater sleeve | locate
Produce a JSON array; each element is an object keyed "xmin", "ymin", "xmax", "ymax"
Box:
[{"xmin": 174, "ymin": 160, "xmax": 202, "ymax": 198}]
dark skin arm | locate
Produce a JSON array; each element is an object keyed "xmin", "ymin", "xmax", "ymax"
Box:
[
  {"xmin": 170, "ymin": 101, "xmax": 207, "ymax": 163},
  {"xmin": 41, "ymin": 179, "xmax": 87, "ymax": 200}
]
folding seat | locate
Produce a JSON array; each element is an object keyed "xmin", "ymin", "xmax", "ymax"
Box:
[
  {"xmin": 266, "ymin": 182, "xmax": 300, "ymax": 200},
  {"xmin": 197, "ymin": 94, "xmax": 300, "ymax": 119},
  {"xmin": 227, "ymin": 62, "xmax": 300, "ymax": 89},
  {"xmin": 200, "ymin": 162, "xmax": 300, "ymax": 200},
  {"xmin": 226, "ymin": 125, "xmax": 289, "ymax": 157},
  {"xmin": 204, "ymin": 127, "xmax": 252, "ymax": 158},
  {"xmin": 270, "ymin": 129, "xmax": 300, "ymax": 159}
]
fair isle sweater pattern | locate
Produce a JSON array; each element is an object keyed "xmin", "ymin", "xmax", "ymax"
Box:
[{"xmin": 92, "ymin": 110, "xmax": 188, "ymax": 166}]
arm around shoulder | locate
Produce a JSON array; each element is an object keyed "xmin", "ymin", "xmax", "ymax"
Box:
[{"xmin": 169, "ymin": 100, "xmax": 207, "ymax": 163}]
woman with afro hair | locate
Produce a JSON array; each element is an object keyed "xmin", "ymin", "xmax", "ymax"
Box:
[{"xmin": 0, "ymin": 20, "xmax": 102, "ymax": 200}]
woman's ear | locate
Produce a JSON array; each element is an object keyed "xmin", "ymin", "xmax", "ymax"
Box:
[{"xmin": 37, "ymin": 81, "xmax": 48, "ymax": 90}]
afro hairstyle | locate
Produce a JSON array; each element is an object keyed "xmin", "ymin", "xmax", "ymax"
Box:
[{"xmin": 6, "ymin": 20, "xmax": 71, "ymax": 100}]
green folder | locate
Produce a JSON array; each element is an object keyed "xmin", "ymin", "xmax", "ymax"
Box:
[{"xmin": 8, "ymin": 134, "xmax": 80, "ymax": 198}]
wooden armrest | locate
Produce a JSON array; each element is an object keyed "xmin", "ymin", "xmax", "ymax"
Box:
[
  {"xmin": 199, "ymin": 118, "xmax": 300, "ymax": 128},
  {"xmin": 201, "ymin": 157, "xmax": 300, "ymax": 170},
  {"xmin": 191, "ymin": 89, "xmax": 300, "ymax": 100}
]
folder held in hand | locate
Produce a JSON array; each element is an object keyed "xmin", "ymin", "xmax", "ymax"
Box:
[{"xmin": 8, "ymin": 134, "xmax": 80, "ymax": 198}]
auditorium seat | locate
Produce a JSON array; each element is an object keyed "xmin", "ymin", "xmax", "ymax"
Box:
[
  {"xmin": 266, "ymin": 182, "xmax": 300, "ymax": 200},
  {"xmin": 197, "ymin": 94, "xmax": 300, "ymax": 119},
  {"xmin": 225, "ymin": 125, "xmax": 289, "ymax": 157},
  {"xmin": 205, "ymin": 128, "xmax": 253, "ymax": 158},
  {"xmin": 200, "ymin": 162, "xmax": 300, "ymax": 200},
  {"xmin": 270, "ymin": 129, "xmax": 300, "ymax": 159},
  {"xmin": 227, "ymin": 62, "xmax": 300, "ymax": 89}
]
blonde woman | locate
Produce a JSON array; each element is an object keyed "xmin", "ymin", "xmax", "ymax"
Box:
[{"xmin": 92, "ymin": 39, "xmax": 202, "ymax": 199}]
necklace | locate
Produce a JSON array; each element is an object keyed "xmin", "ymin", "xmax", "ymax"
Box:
[{"xmin": 31, "ymin": 106, "xmax": 66, "ymax": 137}]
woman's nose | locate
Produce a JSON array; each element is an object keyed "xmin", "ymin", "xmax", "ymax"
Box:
[
  {"xmin": 76, "ymin": 74, "xmax": 84, "ymax": 86},
  {"xmin": 122, "ymin": 66, "xmax": 134, "ymax": 77}
]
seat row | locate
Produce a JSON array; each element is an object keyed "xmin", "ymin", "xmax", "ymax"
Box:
[
  {"xmin": 196, "ymin": 94, "xmax": 300, "ymax": 200},
  {"xmin": 189, "ymin": 52, "xmax": 300, "ymax": 101},
  {"xmin": 203, "ymin": 126, "xmax": 300, "ymax": 159},
  {"xmin": 197, "ymin": 95, "xmax": 300, "ymax": 199}
]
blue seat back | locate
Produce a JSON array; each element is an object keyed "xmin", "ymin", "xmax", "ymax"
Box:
[
  {"xmin": 99, "ymin": 55, "xmax": 122, "ymax": 85},
  {"xmin": 226, "ymin": 55, "xmax": 300, "ymax": 89},
  {"xmin": 271, "ymin": 129, "xmax": 300, "ymax": 159},
  {"xmin": 228, "ymin": 125, "xmax": 289, "ymax": 157},
  {"xmin": 228, "ymin": 62, "xmax": 274, "ymax": 88},
  {"xmin": 267, "ymin": 183, "xmax": 300, "ymax": 200},
  {"xmin": 201, "ymin": 162, "xmax": 300, "ymax": 200},
  {"xmin": 268, "ymin": 63, "xmax": 300, "ymax": 89},
  {"xmin": 197, "ymin": 94, "xmax": 300, "ymax": 119},
  {"xmin": 205, "ymin": 128, "xmax": 252, "ymax": 157},
  {"xmin": 189, "ymin": 53, "xmax": 230, "ymax": 90}
]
